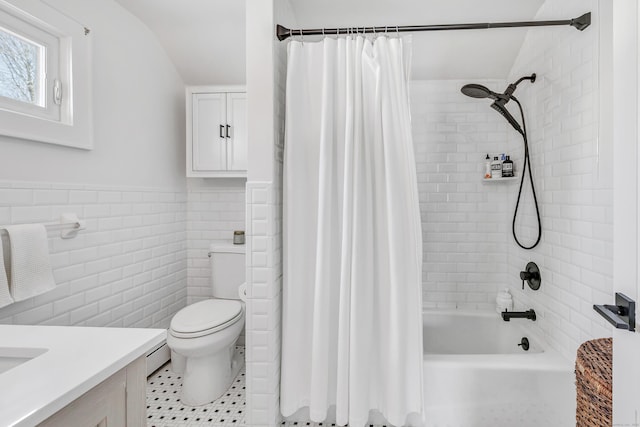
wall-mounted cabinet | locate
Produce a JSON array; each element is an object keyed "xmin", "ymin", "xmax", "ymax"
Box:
[{"xmin": 186, "ymin": 86, "xmax": 247, "ymax": 178}]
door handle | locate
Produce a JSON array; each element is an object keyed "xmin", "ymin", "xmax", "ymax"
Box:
[
  {"xmin": 594, "ymin": 292, "xmax": 636, "ymax": 332},
  {"xmin": 219, "ymin": 125, "xmax": 225, "ymax": 138},
  {"xmin": 226, "ymin": 125, "xmax": 231, "ymax": 139}
]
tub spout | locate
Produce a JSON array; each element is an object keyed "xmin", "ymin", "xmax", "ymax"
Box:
[{"xmin": 502, "ymin": 309, "xmax": 536, "ymax": 321}]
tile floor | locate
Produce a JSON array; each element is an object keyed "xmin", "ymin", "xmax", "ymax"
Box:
[
  {"xmin": 280, "ymin": 424, "xmax": 388, "ymax": 427},
  {"xmin": 146, "ymin": 347, "xmax": 245, "ymax": 427},
  {"xmin": 146, "ymin": 346, "xmax": 389, "ymax": 427}
]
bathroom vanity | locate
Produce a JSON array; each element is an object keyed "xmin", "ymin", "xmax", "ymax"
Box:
[{"xmin": 0, "ymin": 325, "xmax": 165, "ymax": 427}]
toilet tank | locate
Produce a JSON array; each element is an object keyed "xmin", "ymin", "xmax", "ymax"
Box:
[{"xmin": 209, "ymin": 243, "xmax": 245, "ymax": 299}]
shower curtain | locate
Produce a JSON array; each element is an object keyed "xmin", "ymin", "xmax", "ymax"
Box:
[{"xmin": 281, "ymin": 35, "xmax": 423, "ymax": 427}]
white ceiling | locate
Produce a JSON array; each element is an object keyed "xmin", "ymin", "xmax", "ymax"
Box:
[
  {"xmin": 115, "ymin": 0, "xmax": 550, "ymax": 83},
  {"xmin": 114, "ymin": 0, "xmax": 246, "ymax": 85}
]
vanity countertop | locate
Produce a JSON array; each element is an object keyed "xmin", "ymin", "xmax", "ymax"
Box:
[{"xmin": 0, "ymin": 325, "xmax": 166, "ymax": 427}]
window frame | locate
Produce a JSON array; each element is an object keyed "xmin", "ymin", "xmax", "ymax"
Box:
[{"xmin": 0, "ymin": 0, "xmax": 92, "ymax": 150}]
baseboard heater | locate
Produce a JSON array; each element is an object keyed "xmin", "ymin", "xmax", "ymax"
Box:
[{"xmin": 146, "ymin": 339, "xmax": 170, "ymax": 377}]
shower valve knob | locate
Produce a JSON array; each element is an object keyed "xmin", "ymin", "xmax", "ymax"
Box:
[{"xmin": 520, "ymin": 262, "xmax": 541, "ymax": 291}]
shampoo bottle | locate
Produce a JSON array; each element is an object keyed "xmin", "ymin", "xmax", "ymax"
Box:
[
  {"xmin": 484, "ymin": 154, "xmax": 491, "ymax": 178},
  {"xmin": 491, "ymin": 156, "xmax": 502, "ymax": 178},
  {"xmin": 502, "ymin": 155, "xmax": 514, "ymax": 177}
]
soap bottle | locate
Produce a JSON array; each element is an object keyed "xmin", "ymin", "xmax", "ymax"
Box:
[
  {"xmin": 496, "ymin": 288, "xmax": 513, "ymax": 314},
  {"xmin": 491, "ymin": 156, "xmax": 502, "ymax": 178},
  {"xmin": 502, "ymin": 155, "xmax": 514, "ymax": 177},
  {"xmin": 484, "ymin": 154, "xmax": 491, "ymax": 179}
]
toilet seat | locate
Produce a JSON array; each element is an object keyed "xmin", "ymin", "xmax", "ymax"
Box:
[{"xmin": 170, "ymin": 299, "xmax": 243, "ymax": 338}]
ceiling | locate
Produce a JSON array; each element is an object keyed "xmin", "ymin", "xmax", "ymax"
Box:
[
  {"xmin": 115, "ymin": 0, "xmax": 549, "ymax": 84},
  {"xmin": 114, "ymin": 0, "xmax": 246, "ymax": 85}
]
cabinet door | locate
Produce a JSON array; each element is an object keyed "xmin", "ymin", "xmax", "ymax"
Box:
[
  {"xmin": 38, "ymin": 369, "xmax": 126, "ymax": 427},
  {"xmin": 192, "ymin": 93, "xmax": 227, "ymax": 171},
  {"xmin": 226, "ymin": 93, "xmax": 247, "ymax": 171}
]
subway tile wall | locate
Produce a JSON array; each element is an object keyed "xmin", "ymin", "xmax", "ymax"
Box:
[
  {"xmin": 245, "ymin": 182, "xmax": 282, "ymax": 426},
  {"xmin": 411, "ymin": 79, "xmax": 514, "ymax": 310},
  {"xmin": 505, "ymin": 0, "xmax": 613, "ymax": 360},
  {"xmin": 0, "ymin": 181, "xmax": 187, "ymax": 328},
  {"xmin": 186, "ymin": 182, "xmax": 246, "ymax": 304},
  {"xmin": 245, "ymin": 4, "xmax": 288, "ymax": 423}
]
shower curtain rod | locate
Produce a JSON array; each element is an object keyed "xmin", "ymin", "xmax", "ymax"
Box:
[{"xmin": 276, "ymin": 12, "xmax": 591, "ymax": 41}]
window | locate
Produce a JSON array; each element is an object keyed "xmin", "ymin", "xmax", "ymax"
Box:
[
  {"xmin": 0, "ymin": 28, "xmax": 45, "ymax": 106},
  {"xmin": 0, "ymin": 0, "xmax": 92, "ymax": 149}
]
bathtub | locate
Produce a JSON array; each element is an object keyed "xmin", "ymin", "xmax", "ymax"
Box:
[{"xmin": 422, "ymin": 310, "xmax": 575, "ymax": 427}]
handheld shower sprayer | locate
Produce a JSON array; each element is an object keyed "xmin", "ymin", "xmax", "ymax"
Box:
[
  {"xmin": 460, "ymin": 74, "xmax": 542, "ymax": 250},
  {"xmin": 490, "ymin": 101, "xmax": 523, "ymax": 134}
]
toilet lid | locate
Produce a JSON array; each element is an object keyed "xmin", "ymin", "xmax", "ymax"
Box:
[{"xmin": 170, "ymin": 299, "xmax": 243, "ymax": 336}]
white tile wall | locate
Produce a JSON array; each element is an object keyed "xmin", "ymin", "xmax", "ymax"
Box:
[
  {"xmin": 412, "ymin": 0, "xmax": 612, "ymax": 362},
  {"xmin": 411, "ymin": 80, "xmax": 514, "ymax": 310},
  {"xmin": 505, "ymin": 0, "xmax": 612, "ymax": 360},
  {"xmin": 245, "ymin": 4, "xmax": 288, "ymax": 424},
  {"xmin": 0, "ymin": 181, "xmax": 187, "ymax": 328},
  {"xmin": 245, "ymin": 182, "xmax": 282, "ymax": 426},
  {"xmin": 186, "ymin": 182, "xmax": 246, "ymax": 304}
]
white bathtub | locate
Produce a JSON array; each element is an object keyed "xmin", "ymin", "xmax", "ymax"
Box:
[{"xmin": 422, "ymin": 310, "xmax": 575, "ymax": 427}]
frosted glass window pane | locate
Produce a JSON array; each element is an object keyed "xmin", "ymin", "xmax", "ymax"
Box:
[{"xmin": 0, "ymin": 27, "xmax": 43, "ymax": 106}]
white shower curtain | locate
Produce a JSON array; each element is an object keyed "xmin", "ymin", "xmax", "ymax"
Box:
[{"xmin": 281, "ymin": 35, "xmax": 423, "ymax": 427}]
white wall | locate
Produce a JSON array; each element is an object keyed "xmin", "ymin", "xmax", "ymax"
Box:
[
  {"xmin": 0, "ymin": 0, "xmax": 186, "ymax": 189},
  {"xmin": 0, "ymin": 0, "xmax": 188, "ymax": 328},
  {"xmin": 187, "ymin": 179, "xmax": 246, "ymax": 304},
  {"xmin": 245, "ymin": 0, "xmax": 295, "ymax": 425},
  {"xmin": 0, "ymin": 183, "xmax": 186, "ymax": 327},
  {"xmin": 411, "ymin": 79, "xmax": 512, "ymax": 309},
  {"xmin": 505, "ymin": 0, "xmax": 613, "ymax": 360}
]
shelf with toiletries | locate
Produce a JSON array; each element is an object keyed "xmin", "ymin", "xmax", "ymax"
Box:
[
  {"xmin": 482, "ymin": 175, "xmax": 519, "ymax": 183},
  {"xmin": 483, "ymin": 153, "xmax": 515, "ymax": 182}
]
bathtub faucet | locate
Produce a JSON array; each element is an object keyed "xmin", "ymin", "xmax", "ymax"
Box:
[{"xmin": 502, "ymin": 309, "xmax": 536, "ymax": 321}]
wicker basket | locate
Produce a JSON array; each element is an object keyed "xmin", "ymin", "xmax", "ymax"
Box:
[{"xmin": 575, "ymin": 337, "xmax": 612, "ymax": 427}]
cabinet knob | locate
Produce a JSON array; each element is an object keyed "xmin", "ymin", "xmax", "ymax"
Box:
[
  {"xmin": 226, "ymin": 125, "xmax": 231, "ymax": 138},
  {"xmin": 219, "ymin": 125, "xmax": 224, "ymax": 138}
]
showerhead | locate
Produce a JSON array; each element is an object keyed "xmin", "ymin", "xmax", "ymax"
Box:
[
  {"xmin": 460, "ymin": 84, "xmax": 499, "ymax": 100},
  {"xmin": 461, "ymin": 74, "xmax": 535, "ymax": 134}
]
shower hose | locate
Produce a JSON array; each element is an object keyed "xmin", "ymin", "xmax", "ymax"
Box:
[{"xmin": 511, "ymin": 96, "xmax": 542, "ymax": 250}]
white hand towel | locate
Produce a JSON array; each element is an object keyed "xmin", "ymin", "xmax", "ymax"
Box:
[
  {"xmin": 6, "ymin": 224, "xmax": 56, "ymax": 301},
  {"xmin": 0, "ymin": 233, "xmax": 13, "ymax": 308}
]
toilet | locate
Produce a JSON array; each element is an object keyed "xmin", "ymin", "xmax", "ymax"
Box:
[{"xmin": 167, "ymin": 243, "xmax": 246, "ymax": 406}]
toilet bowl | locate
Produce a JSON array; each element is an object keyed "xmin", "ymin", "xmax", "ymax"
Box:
[
  {"xmin": 167, "ymin": 298, "xmax": 245, "ymax": 406},
  {"xmin": 167, "ymin": 243, "xmax": 246, "ymax": 406}
]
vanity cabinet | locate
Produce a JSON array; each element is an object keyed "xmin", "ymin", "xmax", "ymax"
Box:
[
  {"xmin": 187, "ymin": 86, "xmax": 247, "ymax": 178},
  {"xmin": 38, "ymin": 356, "xmax": 146, "ymax": 427}
]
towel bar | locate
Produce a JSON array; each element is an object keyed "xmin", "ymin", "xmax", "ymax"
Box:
[{"xmin": 0, "ymin": 214, "xmax": 86, "ymax": 239}]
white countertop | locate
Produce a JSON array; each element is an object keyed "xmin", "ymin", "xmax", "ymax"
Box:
[{"xmin": 0, "ymin": 325, "xmax": 166, "ymax": 427}]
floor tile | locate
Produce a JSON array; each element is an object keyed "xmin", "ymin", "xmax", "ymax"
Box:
[{"xmin": 146, "ymin": 347, "xmax": 245, "ymax": 427}]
